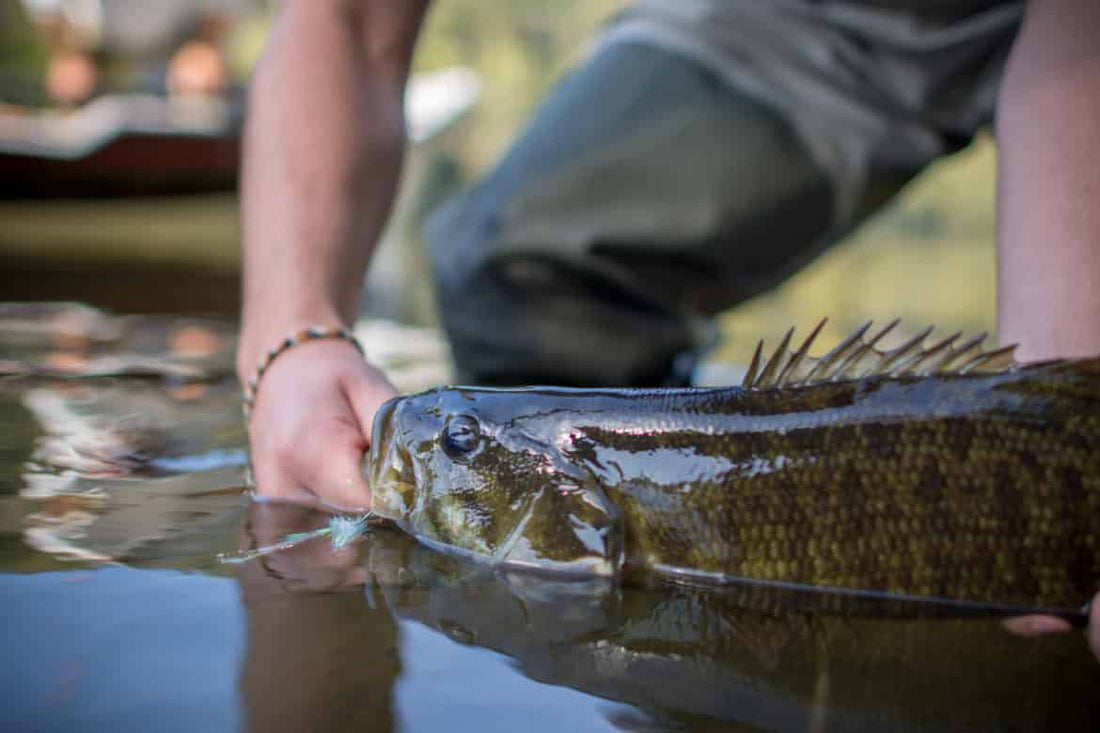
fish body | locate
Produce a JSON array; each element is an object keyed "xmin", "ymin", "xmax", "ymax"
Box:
[{"xmin": 367, "ymin": 325, "xmax": 1100, "ymax": 614}]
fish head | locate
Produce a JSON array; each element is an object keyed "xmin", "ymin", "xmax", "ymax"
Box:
[{"xmin": 367, "ymin": 387, "xmax": 624, "ymax": 577}]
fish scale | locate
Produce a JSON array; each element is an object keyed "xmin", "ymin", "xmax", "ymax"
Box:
[
  {"xmin": 368, "ymin": 324, "xmax": 1100, "ymax": 616},
  {"xmin": 628, "ymin": 379, "xmax": 1096, "ymax": 609}
]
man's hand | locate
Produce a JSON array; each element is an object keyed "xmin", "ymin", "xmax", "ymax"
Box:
[
  {"xmin": 1091, "ymin": 596, "xmax": 1100, "ymax": 663},
  {"xmin": 1003, "ymin": 590, "xmax": 1100, "ymax": 664},
  {"xmin": 246, "ymin": 339, "xmax": 397, "ymax": 510}
]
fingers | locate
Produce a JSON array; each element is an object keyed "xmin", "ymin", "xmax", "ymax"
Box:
[
  {"xmin": 308, "ymin": 429, "xmax": 371, "ymax": 508},
  {"xmin": 296, "ymin": 421, "xmax": 372, "ymax": 511},
  {"xmin": 1002, "ymin": 590, "xmax": 1100, "ymax": 664},
  {"xmin": 1002, "ymin": 614, "xmax": 1073, "ymax": 636},
  {"xmin": 1089, "ymin": 594, "xmax": 1100, "ymax": 662},
  {"xmin": 248, "ymin": 432, "xmax": 317, "ymax": 505},
  {"xmin": 251, "ymin": 420, "xmax": 371, "ymax": 510},
  {"xmin": 248, "ymin": 415, "xmax": 370, "ymax": 510}
]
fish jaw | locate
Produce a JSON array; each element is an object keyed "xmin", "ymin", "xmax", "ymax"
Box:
[
  {"xmin": 488, "ymin": 479, "xmax": 627, "ymax": 579},
  {"xmin": 366, "ymin": 396, "xmax": 417, "ymax": 525}
]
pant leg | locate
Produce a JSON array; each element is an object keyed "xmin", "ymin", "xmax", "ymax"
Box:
[{"xmin": 424, "ymin": 41, "xmax": 843, "ymax": 387}]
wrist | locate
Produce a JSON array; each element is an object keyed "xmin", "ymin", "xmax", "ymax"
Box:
[
  {"xmin": 236, "ymin": 305, "xmax": 351, "ymax": 381},
  {"xmin": 238, "ymin": 324, "xmax": 364, "ymax": 420}
]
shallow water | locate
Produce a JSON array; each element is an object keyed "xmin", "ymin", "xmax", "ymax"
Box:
[{"xmin": 2, "ymin": 310, "xmax": 1099, "ymax": 732}]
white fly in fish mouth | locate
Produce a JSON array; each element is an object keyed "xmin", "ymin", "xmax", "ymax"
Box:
[{"xmin": 366, "ymin": 389, "xmax": 626, "ymax": 577}]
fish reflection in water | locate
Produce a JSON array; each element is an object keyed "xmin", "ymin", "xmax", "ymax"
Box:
[{"xmin": 239, "ymin": 504, "xmax": 1100, "ymax": 732}]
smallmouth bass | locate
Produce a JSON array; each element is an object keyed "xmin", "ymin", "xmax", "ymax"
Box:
[{"xmin": 366, "ymin": 322, "xmax": 1100, "ymax": 615}]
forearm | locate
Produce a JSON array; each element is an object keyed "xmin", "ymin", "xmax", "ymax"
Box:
[
  {"xmin": 997, "ymin": 0, "xmax": 1100, "ymax": 361},
  {"xmin": 237, "ymin": 0, "xmax": 428, "ymax": 380}
]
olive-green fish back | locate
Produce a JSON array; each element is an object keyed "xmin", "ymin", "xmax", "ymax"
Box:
[{"xmin": 592, "ymin": 347, "xmax": 1100, "ymax": 612}]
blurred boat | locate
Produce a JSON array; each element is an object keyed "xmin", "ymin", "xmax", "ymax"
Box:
[
  {"xmin": 0, "ymin": 66, "xmax": 481, "ymax": 200},
  {"xmin": 0, "ymin": 93, "xmax": 241, "ymax": 198},
  {"xmin": 0, "ymin": 68, "xmax": 480, "ymax": 316}
]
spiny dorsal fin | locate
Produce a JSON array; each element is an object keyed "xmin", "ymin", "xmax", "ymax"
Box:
[{"xmin": 741, "ymin": 319, "xmax": 1019, "ymax": 390}]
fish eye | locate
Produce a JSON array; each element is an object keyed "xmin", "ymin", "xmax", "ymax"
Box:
[{"xmin": 441, "ymin": 414, "xmax": 481, "ymax": 460}]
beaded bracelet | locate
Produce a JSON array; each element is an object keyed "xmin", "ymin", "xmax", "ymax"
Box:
[{"xmin": 241, "ymin": 325, "xmax": 364, "ymax": 420}]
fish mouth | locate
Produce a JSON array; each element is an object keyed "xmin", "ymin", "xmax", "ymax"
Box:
[{"xmin": 366, "ymin": 397, "xmax": 415, "ymax": 522}]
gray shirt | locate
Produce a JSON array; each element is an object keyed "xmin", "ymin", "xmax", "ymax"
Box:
[{"xmin": 600, "ymin": 0, "xmax": 1022, "ymax": 222}]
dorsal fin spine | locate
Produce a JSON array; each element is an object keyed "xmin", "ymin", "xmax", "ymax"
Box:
[
  {"xmin": 741, "ymin": 320, "xmax": 1019, "ymax": 391},
  {"xmin": 803, "ymin": 320, "xmax": 872, "ymax": 384},
  {"xmin": 959, "ymin": 343, "xmax": 1017, "ymax": 373},
  {"xmin": 756, "ymin": 327, "xmax": 794, "ymax": 390},
  {"xmin": 743, "ymin": 340, "xmax": 764, "ymax": 389},
  {"xmin": 838, "ymin": 319, "xmax": 901, "ymax": 379},
  {"xmin": 776, "ymin": 318, "xmax": 826, "ymax": 387},
  {"xmin": 877, "ymin": 324, "xmax": 933, "ymax": 373},
  {"xmin": 892, "ymin": 331, "xmax": 960, "ymax": 376}
]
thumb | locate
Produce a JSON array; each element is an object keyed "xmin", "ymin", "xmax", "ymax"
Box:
[{"xmin": 342, "ymin": 365, "xmax": 398, "ymax": 446}]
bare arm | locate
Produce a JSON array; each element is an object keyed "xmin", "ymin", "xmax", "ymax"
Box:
[
  {"xmin": 238, "ymin": 0, "xmax": 430, "ymax": 509},
  {"xmin": 996, "ymin": 0, "xmax": 1100, "ymax": 659},
  {"xmin": 997, "ymin": 0, "xmax": 1100, "ymax": 361}
]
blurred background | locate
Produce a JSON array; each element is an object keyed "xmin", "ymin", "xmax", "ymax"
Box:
[{"xmin": 0, "ymin": 0, "xmax": 998, "ymax": 365}]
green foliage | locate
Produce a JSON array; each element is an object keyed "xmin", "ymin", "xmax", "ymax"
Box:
[
  {"xmin": 717, "ymin": 134, "xmax": 999, "ymax": 361},
  {"xmin": 0, "ymin": 0, "xmax": 48, "ymax": 76},
  {"xmin": 414, "ymin": 0, "xmax": 628, "ymax": 170}
]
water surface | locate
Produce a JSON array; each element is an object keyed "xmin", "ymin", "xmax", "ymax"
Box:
[{"xmin": 1, "ymin": 311, "xmax": 1098, "ymax": 732}]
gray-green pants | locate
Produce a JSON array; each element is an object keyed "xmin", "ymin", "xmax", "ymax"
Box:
[{"xmin": 424, "ymin": 3, "xmax": 1020, "ymax": 386}]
